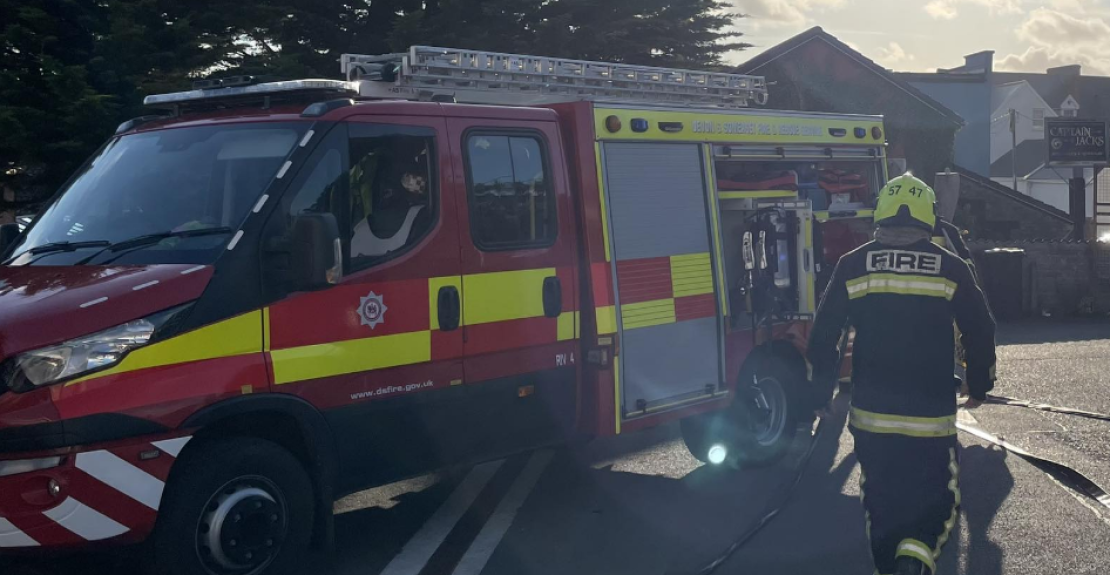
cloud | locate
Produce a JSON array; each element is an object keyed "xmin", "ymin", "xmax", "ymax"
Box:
[
  {"xmin": 1016, "ymin": 7, "xmax": 1110, "ymax": 47},
  {"xmin": 924, "ymin": 0, "xmax": 957, "ymax": 19},
  {"xmin": 876, "ymin": 41, "xmax": 914, "ymax": 65},
  {"xmin": 922, "ymin": 0, "xmax": 1023, "ymax": 20},
  {"xmin": 996, "ymin": 7, "xmax": 1110, "ymax": 75}
]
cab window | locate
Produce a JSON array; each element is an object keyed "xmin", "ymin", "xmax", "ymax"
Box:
[
  {"xmin": 464, "ymin": 132, "xmax": 556, "ymax": 250},
  {"xmin": 347, "ymin": 124, "xmax": 437, "ymax": 272}
]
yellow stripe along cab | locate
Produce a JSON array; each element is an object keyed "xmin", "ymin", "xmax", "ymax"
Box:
[{"xmin": 0, "ymin": 47, "xmax": 885, "ymax": 574}]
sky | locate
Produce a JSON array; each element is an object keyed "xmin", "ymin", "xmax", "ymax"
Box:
[{"xmin": 722, "ymin": 0, "xmax": 1110, "ymax": 76}]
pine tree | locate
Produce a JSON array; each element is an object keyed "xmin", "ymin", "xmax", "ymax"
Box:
[
  {"xmin": 0, "ymin": 0, "xmax": 120, "ymax": 205},
  {"xmin": 0, "ymin": 0, "xmax": 750, "ymax": 208}
]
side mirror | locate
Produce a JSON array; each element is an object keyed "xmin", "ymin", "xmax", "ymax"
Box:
[
  {"xmin": 0, "ymin": 223, "xmax": 21, "ymax": 255},
  {"xmin": 290, "ymin": 213, "xmax": 342, "ymax": 291}
]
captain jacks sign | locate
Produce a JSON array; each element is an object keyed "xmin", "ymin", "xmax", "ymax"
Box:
[{"xmin": 1046, "ymin": 119, "xmax": 1109, "ymax": 165}]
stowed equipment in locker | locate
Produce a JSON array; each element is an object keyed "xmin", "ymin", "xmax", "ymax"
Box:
[{"xmin": 732, "ymin": 203, "xmax": 807, "ymax": 337}]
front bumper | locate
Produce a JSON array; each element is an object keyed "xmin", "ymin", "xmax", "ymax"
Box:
[{"xmin": 0, "ymin": 433, "xmax": 191, "ymax": 549}]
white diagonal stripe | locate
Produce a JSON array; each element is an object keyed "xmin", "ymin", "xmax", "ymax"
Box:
[
  {"xmin": 151, "ymin": 436, "xmax": 192, "ymax": 458},
  {"xmin": 75, "ymin": 450, "xmax": 165, "ymax": 510},
  {"xmin": 0, "ymin": 518, "xmax": 38, "ymax": 547},
  {"xmin": 451, "ymin": 450, "xmax": 554, "ymax": 575},
  {"xmin": 43, "ymin": 497, "xmax": 128, "ymax": 541}
]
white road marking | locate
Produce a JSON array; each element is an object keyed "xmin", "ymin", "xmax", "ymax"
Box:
[
  {"xmin": 957, "ymin": 408, "xmax": 979, "ymax": 426},
  {"xmin": 451, "ymin": 450, "xmax": 554, "ymax": 575},
  {"xmin": 43, "ymin": 497, "xmax": 128, "ymax": 541},
  {"xmin": 75, "ymin": 450, "xmax": 165, "ymax": 510},
  {"xmin": 379, "ymin": 460, "xmax": 503, "ymax": 575}
]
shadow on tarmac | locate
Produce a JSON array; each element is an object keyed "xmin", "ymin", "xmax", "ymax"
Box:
[
  {"xmin": 0, "ymin": 401, "xmax": 1016, "ymax": 575},
  {"xmin": 957, "ymin": 444, "xmax": 1012, "ymax": 575},
  {"xmin": 720, "ymin": 395, "xmax": 1015, "ymax": 575}
]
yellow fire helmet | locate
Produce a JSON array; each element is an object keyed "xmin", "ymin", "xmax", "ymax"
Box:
[{"xmin": 874, "ymin": 172, "xmax": 937, "ymax": 231}]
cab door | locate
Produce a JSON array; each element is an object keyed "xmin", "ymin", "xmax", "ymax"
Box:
[
  {"xmin": 446, "ymin": 116, "xmax": 580, "ymax": 453},
  {"xmin": 263, "ymin": 116, "xmax": 467, "ymax": 487}
]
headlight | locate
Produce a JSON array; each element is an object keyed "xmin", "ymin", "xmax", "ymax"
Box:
[{"xmin": 4, "ymin": 305, "xmax": 190, "ymax": 392}]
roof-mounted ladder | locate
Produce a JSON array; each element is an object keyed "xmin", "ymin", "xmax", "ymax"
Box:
[{"xmin": 341, "ymin": 46, "xmax": 769, "ymax": 108}]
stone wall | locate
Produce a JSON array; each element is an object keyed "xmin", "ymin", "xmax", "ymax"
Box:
[
  {"xmin": 954, "ymin": 168, "xmax": 1074, "ymax": 241},
  {"xmin": 968, "ymin": 239, "xmax": 1110, "ymax": 317}
]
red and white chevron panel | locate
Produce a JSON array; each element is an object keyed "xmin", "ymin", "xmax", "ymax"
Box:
[{"xmin": 0, "ymin": 435, "xmax": 191, "ymax": 548}]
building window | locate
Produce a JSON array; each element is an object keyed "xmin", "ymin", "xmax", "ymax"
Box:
[
  {"xmin": 1062, "ymin": 109, "xmax": 1078, "ymax": 117},
  {"xmin": 464, "ymin": 132, "xmax": 556, "ymax": 250},
  {"xmin": 1033, "ymin": 108, "xmax": 1045, "ymax": 130}
]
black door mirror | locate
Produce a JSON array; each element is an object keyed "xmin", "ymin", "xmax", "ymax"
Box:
[
  {"xmin": 0, "ymin": 223, "xmax": 21, "ymax": 255},
  {"xmin": 289, "ymin": 213, "xmax": 342, "ymax": 291}
]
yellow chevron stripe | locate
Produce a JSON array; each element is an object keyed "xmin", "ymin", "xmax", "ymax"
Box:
[
  {"xmin": 703, "ymin": 146, "xmax": 728, "ymax": 316},
  {"xmin": 557, "ymin": 311, "xmax": 579, "ymax": 341},
  {"xmin": 67, "ymin": 311, "xmax": 263, "ymax": 386},
  {"xmin": 620, "ymin": 298, "xmax": 676, "ymax": 330},
  {"xmin": 670, "ymin": 253, "xmax": 714, "ymax": 297},
  {"xmin": 271, "ymin": 331, "xmax": 431, "ymax": 385},
  {"xmin": 596, "ymin": 142, "xmax": 612, "ymax": 263},
  {"xmin": 596, "ymin": 305, "xmax": 618, "ymax": 335},
  {"xmin": 463, "ymin": 268, "xmax": 555, "ymax": 325}
]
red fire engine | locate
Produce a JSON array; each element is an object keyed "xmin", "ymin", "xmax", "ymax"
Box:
[{"xmin": 0, "ymin": 47, "xmax": 885, "ymax": 574}]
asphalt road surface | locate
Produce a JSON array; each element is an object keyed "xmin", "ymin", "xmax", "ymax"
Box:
[{"xmin": 5, "ymin": 319, "xmax": 1110, "ymax": 575}]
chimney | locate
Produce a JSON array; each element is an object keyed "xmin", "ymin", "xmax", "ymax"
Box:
[
  {"xmin": 1047, "ymin": 64, "xmax": 1082, "ymax": 76},
  {"xmin": 963, "ymin": 51, "xmax": 994, "ymax": 73}
]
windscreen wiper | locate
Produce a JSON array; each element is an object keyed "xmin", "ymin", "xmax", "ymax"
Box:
[
  {"xmin": 3, "ymin": 240, "xmax": 112, "ymax": 265},
  {"xmin": 77, "ymin": 227, "xmax": 234, "ymax": 265}
]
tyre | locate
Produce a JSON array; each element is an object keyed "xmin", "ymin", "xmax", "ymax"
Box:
[
  {"xmin": 146, "ymin": 438, "xmax": 315, "ymax": 575},
  {"xmin": 731, "ymin": 355, "xmax": 801, "ymax": 467},
  {"xmin": 679, "ymin": 354, "xmax": 802, "ymax": 468}
]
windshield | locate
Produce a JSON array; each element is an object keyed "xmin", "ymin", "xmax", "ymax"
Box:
[{"xmin": 8, "ymin": 122, "xmax": 306, "ymax": 266}]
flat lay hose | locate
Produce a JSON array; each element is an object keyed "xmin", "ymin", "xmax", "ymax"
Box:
[{"xmin": 691, "ymin": 392, "xmax": 1110, "ymax": 574}]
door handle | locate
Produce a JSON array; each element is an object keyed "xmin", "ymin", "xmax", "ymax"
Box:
[
  {"xmin": 542, "ymin": 276, "xmax": 562, "ymax": 318},
  {"xmin": 437, "ymin": 286, "xmax": 460, "ymax": 331}
]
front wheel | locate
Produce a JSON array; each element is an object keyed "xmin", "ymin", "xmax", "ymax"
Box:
[
  {"xmin": 147, "ymin": 438, "xmax": 316, "ymax": 575},
  {"xmin": 680, "ymin": 355, "xmax": 802, "ymax": 468}
]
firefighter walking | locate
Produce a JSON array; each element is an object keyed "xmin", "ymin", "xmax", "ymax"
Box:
[{"xmin": 806, "ymin": 173, "xmax": 997, "ymax": 575}]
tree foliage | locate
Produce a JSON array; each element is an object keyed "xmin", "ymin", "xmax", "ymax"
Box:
[{"xmin": 0, "ymin": 0, "xmax": 749, "ymax": 205}]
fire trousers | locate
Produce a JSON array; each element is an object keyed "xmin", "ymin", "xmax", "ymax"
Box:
[{"xmin": 850, "ymin": 414, "xmax": 961, "ymax": 575}]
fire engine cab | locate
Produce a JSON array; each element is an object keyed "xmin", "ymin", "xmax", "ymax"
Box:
[{"xmin": 0, "ymin": 47, "xmax": 885, "ymax": 574}]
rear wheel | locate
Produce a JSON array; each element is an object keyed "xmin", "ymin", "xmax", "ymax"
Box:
[
  {"xmin": 680, "ymin": 354, "xmax": 802, "ymax": 468},
  {"xmin": 147, "ymin": 438, "xmax": 315, "ymax": 575}
]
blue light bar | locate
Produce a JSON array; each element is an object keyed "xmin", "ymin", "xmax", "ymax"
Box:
[{"xmin": 143, "ymin": 79, "xmax": 360, "ymax": 108}]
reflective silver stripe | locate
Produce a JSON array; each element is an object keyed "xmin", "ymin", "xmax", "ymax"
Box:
[
  {"xmin": 849, "ymin": 277, "xmax": 954, "ymax": 297},
  {"xmin": 0, "ymin": 518, "xmax": 38, "ymax": 547},
  {"xmin": 850, "ymin": 407, "xmax": 957, "ymax": 437},
  {"xmin": 75, "ymin": 450, "xmax": 165, "ymax": 510},
  {"xmin": 43, "ymin": 497, "xmax": 128, "ymax": 541},
  {"xmin": 896, "ymin": 539, "xmax": 936, "ymax": 571}
]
